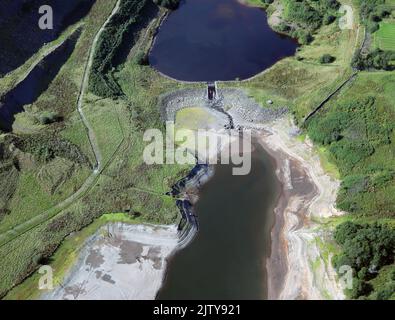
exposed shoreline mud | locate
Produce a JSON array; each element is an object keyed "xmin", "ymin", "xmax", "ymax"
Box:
[
  {"xmin": 256, "ymin": 118, "xmax": 345, "ymax": 300},
  {"xmin": 41, "ymin": 223, "xmax": 179, "ymax": 300}
]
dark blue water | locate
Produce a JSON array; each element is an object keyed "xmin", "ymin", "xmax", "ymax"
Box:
[
  {"xmin": 0, "ymin": 0, "xmax": 95, "ymax": 76},
  {"xmin": 157, "ymin": 144, "xmax": 281, "ymax": 299},
  {"xmin": 0, "ymin": 32, "xmax": 79, "ymax": 131},
  {"xmin": 149, "ymin": 0, "xmax": 298, "ymax": 81}
]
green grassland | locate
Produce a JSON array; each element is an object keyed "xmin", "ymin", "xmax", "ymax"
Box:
[
  {"xmin": 1, "ymin": 0, "xmax": 394, "ymax": 300},
  {"xmin": 225, "ymin": 0, "xmax": 361, "ymax": 122},
  {"xmin": 307, "ymin": 72, "xmax": 395, "ymax": 218},
  {"xmin": 0, "ymin": 0, "xmax": 194, "ymax": 298},
  {"xmin": 374, "ymin": 21, "xmax": 395, "ymax": 50}
]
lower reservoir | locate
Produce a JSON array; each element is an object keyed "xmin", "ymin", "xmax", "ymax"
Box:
[{"xmin": 157, "ymin": 142, "xmax": 281, "ymax": 299}]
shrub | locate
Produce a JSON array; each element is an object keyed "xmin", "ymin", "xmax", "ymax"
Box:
[
  {"xmin": 349, "ymin": 279, "xmax": 373, "ymax": 299},
  {"xmin": 297, "ymin": 30, "xmax": 313, "ymax": 45},
  {"xmin": 374, "ymin": 283, "xmax": 395, "ymax": 300},
  {"xmin": 323, "ymin": 14, "xmax": 336, "ymax": 25},
  {"xmin": 319, "ymin": 54, "xmax": 336, "ymax": 64},
  {"xmin": 37, "ymin": 111, "xmax": 62, "ymax": 125},
  {"xmin": 153, "ymin": 0, "xmax": 180, "ymax": 9},
  {"xmin": 334, "ymin": 222, "xmax": 395, "ymax": 272},
  {"xmin": 135, "ymin": 51, "xmax": 149, "ymax": 65},
  {"xmin": 334, "ymin": 222, "xmax": 395, "ymax": 299},
  {"xmin": 352, "ymin": 49, "xmax": 395, "ymax": 71}
]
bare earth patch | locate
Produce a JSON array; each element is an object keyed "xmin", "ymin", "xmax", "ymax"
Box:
[{"xmin": 41, "ymin": 223, "xmax": 178, "ymax": 300}]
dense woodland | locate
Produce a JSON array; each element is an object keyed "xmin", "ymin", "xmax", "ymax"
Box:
[
  {"xmin": 307, "ymin": 93, "xmax": 395, "ymax": 298},
  {"xmin": 333, "ymin": 222, "xmax": 395, "ymax": 299}
]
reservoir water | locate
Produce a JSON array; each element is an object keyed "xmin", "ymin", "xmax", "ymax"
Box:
[
  {"xmin": 157, "ymin": 143, "xmax": 281, "ymax": 299},
  {"xmin": 0, "ymin": 32, "xmax": 79, "ymax": 131},
  {"xmin": 0, "ymin": 0, "xmax": 94, "ymax": 76},
  {"xmin": 149, "ymin": 0, "xmax": 298, "ymax": 81}
]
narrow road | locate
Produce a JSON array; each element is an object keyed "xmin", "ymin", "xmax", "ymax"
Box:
[
  {"xmin": 77, "ymin": 0, "xmax": 122, "ymax": 172},
  {"xmin": 0, "ymin": 0, "xmax": 122, "ymax": 248}
]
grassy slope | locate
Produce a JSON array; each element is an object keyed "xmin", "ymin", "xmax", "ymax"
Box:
[
  {"xmin": 0, "ymin": 0, "xmax": 119, "ymax": 297},
  {"xmin": 236, "ymin": 0, "xmax": 394, "ymax": 299},
  {"xmin": 225, "ymin": 0, "xmax": 360, "ymax": 122},
  {"xmin": 0, "ymin": 1, "xmax": 191, "ymax": 298},
  {"xmin": 374, "ymin": 21, "xmax": 395, "ymax": 50},
  {"xmin": 0, "ymin": 0, "xmax": 120, "ymax": 235},
  {"xmin": 307, "ymin": 70, "xmax": 395, "ymax": 291},
  {"xmin": 309, "ymin": 72, "xmax": 395, "ymax": 218}
]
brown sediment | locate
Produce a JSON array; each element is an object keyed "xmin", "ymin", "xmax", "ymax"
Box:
[
  {"xmin": 259, "ymin": 133, "xmax": 315, "ymax": 299},
  {"xmin": 254, "ymin": 117, "xmax": 345, "ymax": 300}
]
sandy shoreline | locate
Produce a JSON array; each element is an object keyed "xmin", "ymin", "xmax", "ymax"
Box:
[
  {"xmin": 41, "ymin": 223, "xmax": 179, "ymax": 300},
  {"xmin": 256, "ymin": 117, "xmax": 345, "ymax": 300}
]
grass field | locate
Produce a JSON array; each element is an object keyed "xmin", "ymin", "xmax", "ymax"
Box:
[
  {"xmin": 223, "ymin": 15, "xmax": 358, "ymax": 122},
  {"xmin": 307, "ymin": 71, "xmax": 395, "ymax": 218},
  {"xmin": 0, "ymin": 0, "xmax": 195, "ymax": 297},
  {"xmin": 374, "ymin": 21, "xmax": 395, "ymax": 51}
]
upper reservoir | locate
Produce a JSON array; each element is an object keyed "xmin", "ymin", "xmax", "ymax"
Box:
[
  {"xmin": 149, "ymin": 0, "xmax": 298, "ymax": 81},
  {"xmin": 157, "ymin": 143, "xmax": 281, "ymax": 299}
]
